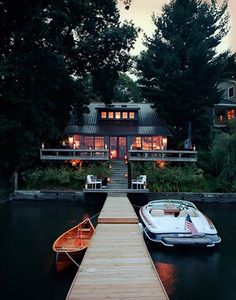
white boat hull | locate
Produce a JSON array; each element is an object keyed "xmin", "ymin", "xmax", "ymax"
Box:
[{"xmin": 140, "ymin": 199, "xmax": 221, "ymax": 248}]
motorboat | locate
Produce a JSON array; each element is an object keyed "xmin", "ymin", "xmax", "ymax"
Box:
[
  {"xmin": 139, "ymin": 199, "xmax": 221, "ymax": 247},
  {"xmin": 52, "ymin": 218, "xmax": 94, "ymax": 272}
]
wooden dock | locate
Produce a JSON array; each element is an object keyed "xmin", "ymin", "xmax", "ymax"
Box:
[{"xmin": 66, "ymin": 195, "xmax": 169, "ymax": 300}]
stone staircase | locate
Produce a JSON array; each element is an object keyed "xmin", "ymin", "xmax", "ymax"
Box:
[{"xmin": 107, "ymin": 160, "xmax": 128, "ymax": 190}]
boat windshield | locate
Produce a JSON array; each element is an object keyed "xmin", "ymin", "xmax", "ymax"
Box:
[{"xmin": 147, "ymin": 199, "xmax": 197, "ymax": 210}]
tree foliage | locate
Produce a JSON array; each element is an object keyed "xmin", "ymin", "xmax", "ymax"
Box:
[
  {"xmin": 113, "ymin": 73, "xmax": 143, "ymax": 102},
  {"xmin": 137, "ymin": 0, "xmax": 230, "ymax": 147},
  {"xmin": 0, "ymin": 0, "xmax": 138, "ymax": 179}
]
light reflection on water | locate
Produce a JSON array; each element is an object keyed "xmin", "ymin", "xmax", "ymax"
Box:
[{"xmin": 147, "ymin": 204, "xmax": 236, "ymax": 300}]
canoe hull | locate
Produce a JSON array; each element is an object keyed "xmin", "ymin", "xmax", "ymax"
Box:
[{"xmin": 52, "ymin": 218, "xmax": 94, "ymax": 272}]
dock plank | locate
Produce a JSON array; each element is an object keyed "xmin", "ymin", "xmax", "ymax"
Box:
[
  {"xmin": 98, "ymin": 196, "xmax": 139, "ymax": 224},
  {"xmin": 66, "ymin": 196, "xmax": 168, "ymax": 299}
]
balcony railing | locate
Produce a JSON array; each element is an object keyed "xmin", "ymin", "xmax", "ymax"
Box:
[
  {"xmin": 128, "ymin": 149, "xmax": 197, "ymax": 162},
  {"xmin": 40, "ymin": 148, "xmax": 109, "ymax": 161},
  {"xmin": 40, "ymin": 148, "xmax": 197, "ymax": 162},
  {"xmin": 213, "ymin": 116, "xmax": 227, "ymax": 127}
]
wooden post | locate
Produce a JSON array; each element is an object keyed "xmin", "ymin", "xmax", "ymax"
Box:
[{"xmin": 14, "ymin": 170, "xmax": 18, "ymax": 191}]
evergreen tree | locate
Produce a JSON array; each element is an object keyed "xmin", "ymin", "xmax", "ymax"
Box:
[
  {"xmin": 137, "ymin": 0, "xmax": 230, "ymax": 147},
  {"xmin": 0, "ymin": 0, "xmax": 138, "ymax": 180},
  {"xmin": 113, "ymin": 73, "xmax": 143, "ymax": 102}
]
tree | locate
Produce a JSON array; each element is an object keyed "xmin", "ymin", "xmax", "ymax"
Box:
[
  {"xmin": 210, "ymin": 119, "xmax": 236, "ymax": 191},
  {"xmin": 137, "ymin": 0, "xmax": 230, "ymax": 147},
  {"xmin": 113, "ymin": 73, "xmax": 143, "ymax": 102},
  {"xmin": 63, "ymin": 0, "xmax": 139, "ymax": 102},
  {"xmin": 0, "ymin": 0, "xmax": 138, "ymax": 180}
]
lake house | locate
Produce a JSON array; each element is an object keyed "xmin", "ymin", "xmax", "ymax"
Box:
[{"xmin": 40, "ymin": 102, "xmax": 197, "ymax": 163}]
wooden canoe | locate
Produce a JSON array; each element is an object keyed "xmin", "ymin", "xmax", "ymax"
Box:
[{"xmin": 52, "ymin": 218, "xmax": 94, "ymax": 272}]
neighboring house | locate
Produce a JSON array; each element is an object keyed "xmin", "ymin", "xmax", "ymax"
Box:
[
  {"xmin": 63, "ymin": 102, "xmax": 171, "ymax": 159},
  {"xmin": 214, "ymin": 80, "xmax": 236, "ymax": 128}
]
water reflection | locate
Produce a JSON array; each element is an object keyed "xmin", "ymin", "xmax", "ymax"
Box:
[
  {"xmin": 147, "ymin": 204, "xmax": 236, "ymax": 300},
  {"xmin": 1, "ymin": 200, "xmax": 236, "ymax": 300},
  {"xmin": 155, "ymin": 261, "xmax": 176, "ymax": 297}
]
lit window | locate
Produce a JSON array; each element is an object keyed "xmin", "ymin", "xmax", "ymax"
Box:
[
  {"xmin": 115, "ymin": 112, "xmax": 121, "ymax": 119},
  {"xmin": 122, "ymin": 112, "xmax": 128, "ymax": 119},
  {"xmin": 227, "ymin": 109, "xmax": 235, "ymax": 120},
  {"xmin": 101, "ymin": 111, "xmax": 107, "ymax": 119},
  {"xmin": 84, "ymin": 136, "xmax": 94, "ymax": 149},
  {"xmin": 131, "ymin": 137, "xmax": 141, "ymax": 150},
  {"xmin": 108, "ymin": 111, "xmax": 114, "ymax": 119},
  {"xmin": 142, "ymin": 137, "xmax": 152, "ymax": 150},
  {"xmin": 228, "ymin": 87, "xmax": 234, "ymax": 98},
  {"xmin": 129, "ymin": 112, "xmax": 135, "ymax": 119},
  {"xmin": 95, "ymin": 137, "xmax": 104, "ymax": 149}
]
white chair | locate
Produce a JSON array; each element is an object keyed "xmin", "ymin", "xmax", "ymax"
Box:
[
  {"xmin": 131, "ymin": 175, "xmax": 147, "ymax": 189},
  {"xmin": 86, "ymin": 175, "xmax": 102, "ymax": 189}
]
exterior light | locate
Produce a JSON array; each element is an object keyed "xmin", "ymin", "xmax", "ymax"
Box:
[
  {"xmin": 41, "ymin": 142, "xmax": 44, "ymax": 149},
  {"xmin": 162, "ymin": 137, "xmax": 167, "ymax": 150},
  {"xmin": 193, "ymin": 145, "xmax": 196, "ymax": 151},
  {"xmin": 69, "ymin": 136, "xmax": 73, "ymax": 145}
]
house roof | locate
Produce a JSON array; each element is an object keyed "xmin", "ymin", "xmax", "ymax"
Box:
[{"xmin": 64, "ymin": 102, "xmax": 171, "ymax": 136}]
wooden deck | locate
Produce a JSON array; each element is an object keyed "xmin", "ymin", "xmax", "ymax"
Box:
[{"xmin": 66, "ymin": 195, "xmax": 169, "ymax": 300}]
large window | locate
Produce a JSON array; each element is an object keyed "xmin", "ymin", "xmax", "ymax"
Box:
[
  {"xmin": 95, "ymin": 137, "xmax": 104, "ymax": 149},
  {"xmin": 130, "ymin": 136, "xmax": 165, "ymax": 150},
  {"xmin": 227, "ymin": 109, "xmax": 235, "ymax": 120},
  {"xmin": 84, "ymin": 136, "xmax": 94, "ymax": 149},
  {"xmin": 142, "ymin": 137, "xmax": 152, "ymax": 150}
]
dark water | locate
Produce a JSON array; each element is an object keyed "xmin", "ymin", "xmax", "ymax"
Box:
[{"xmin": 0, "ymin": 200, "xmax": 236, "ymax": 300}]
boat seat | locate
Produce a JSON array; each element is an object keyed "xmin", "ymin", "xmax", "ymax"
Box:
[
  {"xmin": 179, "ymin": 210, "xmax": 188, "ymax": 217},
  {"xmin": 186, "ymin": 209, "xmax": 197, "ymax": 217},
  {"xmin": 151, "ymin": 209, "xmax": 165, "ymax": 217}
]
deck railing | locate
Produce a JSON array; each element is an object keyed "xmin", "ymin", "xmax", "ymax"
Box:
[
  {"xmin": 128, "ymin": 149, "xmax": 197, "ymax": 162},
  {"xmin": 40, "ymin": 148, "xmax": 197, "ymax": 162},
  {"xmin": 40, "ymin": 148, "xmax": 109, "ymax": 161}
]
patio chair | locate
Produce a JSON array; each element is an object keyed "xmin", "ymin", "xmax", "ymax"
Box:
[
  {"xmin": 86, "ymin": 175, "xmax": 102, "ymax": 189},
  {"xmin": 131, "ymin": 175, "xmax": 147, "ymax": 189}
]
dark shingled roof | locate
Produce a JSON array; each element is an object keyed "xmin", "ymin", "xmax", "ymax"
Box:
[{"xmin": 64, "ymin": 102, "xmax": 171, "ymax": 136}]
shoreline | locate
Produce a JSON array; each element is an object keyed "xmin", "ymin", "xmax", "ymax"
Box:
[{"xmin": 6, "ymin": 190, "xmax": 236, "ymax": 204}]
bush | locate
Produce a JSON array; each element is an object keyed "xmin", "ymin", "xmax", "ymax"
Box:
[
  {"xmin": 23, "ymin": 162, "xmax": 110, "ymax": 190},
  {"xmin": 131, "ymin": 162, "xmax": 207, "ymax": 192}
]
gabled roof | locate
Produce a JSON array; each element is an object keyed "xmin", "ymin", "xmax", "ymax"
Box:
[{"xmin": 64, "ymin": 102, "xmax": 171, "ymax": 136}]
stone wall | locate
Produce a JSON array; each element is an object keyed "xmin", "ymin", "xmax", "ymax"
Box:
[{"xmin": 148, "ymin": 192, "xmax": 236, "ymax": 204}]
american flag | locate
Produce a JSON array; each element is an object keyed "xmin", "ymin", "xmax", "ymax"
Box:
[{"xmin": 185, "ymin": 214, "xmax": 198, "ymax": 235}]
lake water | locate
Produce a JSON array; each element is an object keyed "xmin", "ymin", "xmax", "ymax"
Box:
[{"xmin": 1, "ymin": 199, "xmax": 236, "ymax": 300}]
